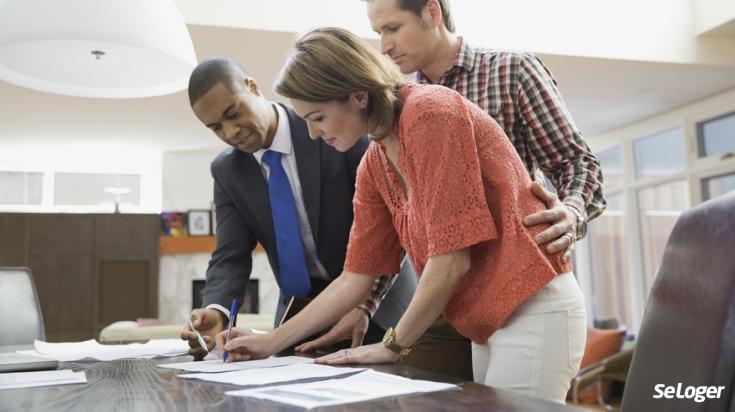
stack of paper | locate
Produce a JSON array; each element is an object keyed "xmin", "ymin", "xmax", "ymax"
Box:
[
  {"xmin": 17, "ymin": 339, "xmax": 188, "ymax": 361},
  {"xmin": 0, "ymin": 370, "xmax": 87, "ymax": 390},
  {"xmin": 226, "ymin": 369, "xmax": 458, "ymax": 408},
  {"xmin": 158, "ymin": 355, "xmax": 313, "ymax": 373},
  {"xmin": 179, "ymin": 363, "xmax": 365, "ymax": 386}
]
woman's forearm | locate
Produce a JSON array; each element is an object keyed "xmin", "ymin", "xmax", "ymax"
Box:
[
  {"xmin": 393, "ymin": 249, "xmax": 471, "ymax": 347},
  {"xmin": 270, "ymin": 272, "xmax": 375, "ymax": 352}
]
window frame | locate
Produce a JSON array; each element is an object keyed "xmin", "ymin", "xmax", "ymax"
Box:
[
  {"xmin": 0, "ymin": 170, "xmax": 45, "ymax": 206},
  {"xmin": 579, "ymin": 103, "xmax": 735, "ymax": 332},
  {"xmin": 695, "ymin": 110, "xmax": 735, "ymax": 160}
]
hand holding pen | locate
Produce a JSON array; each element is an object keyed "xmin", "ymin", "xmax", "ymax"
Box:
[
  {"xmin": 215, "ymin": 300, "xmax": 276, "ymax": 362},
  {"xmin": 186, "ymin": 320, "xmax": 209, "ymax": 356},
  {"xmin": 222, "ymin": 298, "xmax": 239, "ymax": 362},
  {"xmin": 181, "ymin": 308, "xmax": 225, "ymax": 360}
]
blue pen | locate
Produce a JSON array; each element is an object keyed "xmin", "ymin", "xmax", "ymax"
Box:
[{"xmin": 223, "ymin": 298, "xmax": 239, "ymax": 362}]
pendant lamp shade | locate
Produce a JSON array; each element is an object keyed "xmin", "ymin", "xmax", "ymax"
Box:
[{"xmin": 0, "ymin": 0, "xmax": 198, "ymax": 98}]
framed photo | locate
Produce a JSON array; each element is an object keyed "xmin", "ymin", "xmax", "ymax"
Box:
[
  {"xmin": 187, "ymin": 209, "xmax": 211, "ymax": 236},
  {"xmin": 160, "ymin": 212, "xmax": 188, "ymax": 237}
]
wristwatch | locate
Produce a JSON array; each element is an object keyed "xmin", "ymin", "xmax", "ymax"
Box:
[
  {"xmin": 382, "ymin": 327, "xmax": 412, "ymax": 357},
  {"xmin": 567, "ymin": 204, "xmax": 588, "ymax": 240}
]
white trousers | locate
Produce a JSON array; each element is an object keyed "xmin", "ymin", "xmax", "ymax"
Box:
[{"xmin": 472, "ymin": 272, "xmax": 587, "ymax": 403}]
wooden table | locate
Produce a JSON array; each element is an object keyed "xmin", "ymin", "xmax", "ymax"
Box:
[{"xmin": 0, "ymin": 345, "xmax": 587, "ymax": 411}]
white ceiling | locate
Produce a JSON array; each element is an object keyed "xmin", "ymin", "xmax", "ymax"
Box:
[
  {"xmin": 538, "ymin": 53, "xmax": 735, "ymax": 136},
  {"xmin": 1, "ymin": 24, "xmax": 734, "ymax": 152}
]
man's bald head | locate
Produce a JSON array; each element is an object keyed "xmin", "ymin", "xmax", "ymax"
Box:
[{"xmin": 188, "ymin": 57, "xmax": 250, "ymax": 107}]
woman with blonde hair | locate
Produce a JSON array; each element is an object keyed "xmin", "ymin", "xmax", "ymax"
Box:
[{"xmin": 216, "ymin": 27, "xmax": 586, "ymax": 403}]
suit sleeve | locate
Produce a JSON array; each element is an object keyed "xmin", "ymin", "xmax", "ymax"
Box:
[
  {"xmin": 345, "ymin": 135, "xmax": 370, "ymax": 184},
  {"xmin": 202, "ymin": 164, "xmax": 257, "ymax": 310}
]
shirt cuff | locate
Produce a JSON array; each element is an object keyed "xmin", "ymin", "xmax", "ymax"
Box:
[
  {"xmin": 363, "ymin": 273, "xmax": 400, "ymax": 318},
  {"xmin": 206, "ymin": 303, "xmax": 231, "ymax": 319},
  {"xmin": 562, "ymin": 195, "xmax": 588, "ymax": 222},
  {"xmin": 356, "ymin": 304, "xmax": 373, "ymax": 320}
]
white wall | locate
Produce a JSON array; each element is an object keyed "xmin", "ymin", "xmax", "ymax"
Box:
[
  {"xmin": 161, "ymin": 146, "xmax": 223, "ymax": 211},
  {"xmin": 177, "ymin": 0, "xmax": 735, "ymax": 65},
  {"xmin": 694, "ymin": 0, "xmax": 735, "ymax": 35}
]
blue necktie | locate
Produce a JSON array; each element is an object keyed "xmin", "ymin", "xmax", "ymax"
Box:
[{"xmin": 262, "ymin": 150, "xmax": 311, "ymax": 298}]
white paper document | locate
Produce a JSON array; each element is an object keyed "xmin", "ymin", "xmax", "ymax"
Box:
[
  {"xmin": 0, "ymin": 369, "xmax": 87, "ymax": 390},
  {"xmin": 179, "ymin": 363, "xmax": 364, "ymax": 386},
  {"xmin": 158, "ymin": 355, "xmax": 313, "ymax": 373},
  {"xmin": 16, "ymin": 339, "xmax": 188, "ymax": 361},
  {"xmin": 225, "ymin": 370, "xmax": 458, "ymax": 408}
]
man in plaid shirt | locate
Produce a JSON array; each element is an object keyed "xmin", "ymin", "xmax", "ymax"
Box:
[
  {"xmin": 297, "ymin": 0, "xmax": 605, "ymax": 381},
  {"xmin": 368, "ymin": 0, "xmax": 606, "ymax": 241}
]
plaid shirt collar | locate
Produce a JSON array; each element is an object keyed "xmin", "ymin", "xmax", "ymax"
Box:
[{"xmin": 416, "ymin": 36, "xmax": 478, "ymax": 84}]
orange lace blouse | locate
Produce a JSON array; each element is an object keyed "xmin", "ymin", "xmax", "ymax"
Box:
[{"xmin": 343, "ymin": 83, "xmax": 571, "ymax": 343}]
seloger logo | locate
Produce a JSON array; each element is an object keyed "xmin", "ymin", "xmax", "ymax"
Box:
[{"xmin": 653, "ymin": 384, "xmax": 725, "ymax": 403}]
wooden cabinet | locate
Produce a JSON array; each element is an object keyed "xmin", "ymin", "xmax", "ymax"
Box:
[
  {"xmin": 0, "ymin": 215, "xmax": 28, "ymax": 265},
  {"xmin": 0, "ymin": 213, "xmax": 159, "ymax": 341}
]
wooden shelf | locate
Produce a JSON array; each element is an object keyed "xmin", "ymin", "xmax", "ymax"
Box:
[
  {"xmin": 160, "ymin": 236, "xmax": 216, "ymax": 254},
  {"xmin": 159, "ymin": 236, "xmax": 263, "ymax": 254}
]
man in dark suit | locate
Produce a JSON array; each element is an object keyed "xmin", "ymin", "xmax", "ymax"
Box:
[{"xmin": 180, "ymin": 57, "xmax": 415, "ymax": 359}]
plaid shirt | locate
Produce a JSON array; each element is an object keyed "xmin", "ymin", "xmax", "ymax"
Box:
[
  {"xmin": 359, "ymin": 38, "xmax": 606, "ymax": 318},
  {"xmin": 358, "ymin": 258, "xmax": 401, "ymax": 319},
  {"xmin": 416, "ymin": 37, "xmax": 605, "ymax": 222}
]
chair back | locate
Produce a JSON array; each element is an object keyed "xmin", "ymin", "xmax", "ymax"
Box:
[
  {"xmin": 621, "ymin": 192, "xmax": 735, "ymax": 411},
  {"xmin": 0, "ymin": 267, "xmax": 46, "ymax": 344}
]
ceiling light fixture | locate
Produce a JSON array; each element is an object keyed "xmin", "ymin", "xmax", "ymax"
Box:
[{"xmin": 0, "ymin": 0, "xmax": 197, "ymax": 98}]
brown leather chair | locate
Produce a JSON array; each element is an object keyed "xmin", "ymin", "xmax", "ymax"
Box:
[
  {"xmin": 570, "ymin": 327, "xmax": 629, "ymax": 410},
  {"xmin": 621, "ymin": 192, "xmax": 735, "ymax": 412}
]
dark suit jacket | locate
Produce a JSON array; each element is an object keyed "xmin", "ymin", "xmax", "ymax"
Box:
[{"xmin": 202, "ymin": 104, "xmax": 410, "ymax": 325}]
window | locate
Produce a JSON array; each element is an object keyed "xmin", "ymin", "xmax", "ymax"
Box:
[
  {"xmin": 702, "ymin": 172, "xmax": 735, "ymax": 201},
  {"xmin": 0, "ymin": 146, "xmax": 160, "ymax": 213},
  {"xmin": 54, "ymin": 173, "xmax": 141, "ymax": 206},
  {"xmin": 581, "ymin": 99, "xmax": 735, "ymax": 332},
  {"xmin": 697, "ymin": 112, "xmax": 735, "ymax": 159},
  {"xmin": 588, "ymin": 193, "xmax": 633, "ymax": 328},
  {"xmin": 596, "ymin": 146, "xmax": 623, "ymax": 188},
  {"xmin": 636, "ymin": 180, "xmax": 689, "ymax": 295},
  {"xmin": 0, "ymin": 171, "xmax": 43, "ymax": 205},
  {"xmin": 634, "ymin": 127, "xmax": 686, "ymax": 179}
]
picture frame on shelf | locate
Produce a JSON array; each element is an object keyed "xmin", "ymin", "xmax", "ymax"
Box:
[
  {"xmin": 187, "ymin": 209, "xmax": 211, "ymax": 236},
  {"xmin": 160, "ymin": 212, "xmax": 188, "ymax": 237}
]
